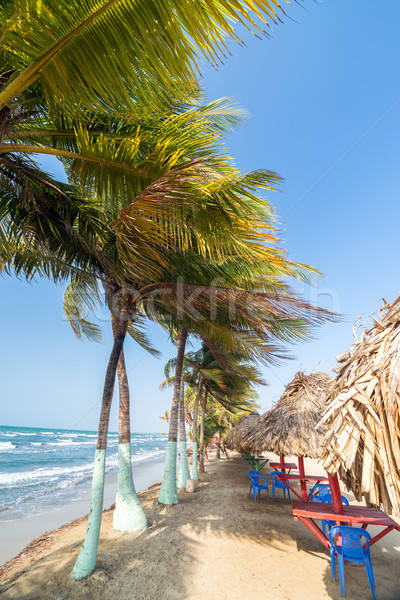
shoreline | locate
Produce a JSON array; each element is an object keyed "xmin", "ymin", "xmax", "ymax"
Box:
[{"xmin": 0, "ymin": 455, "xmax": 166, "ymax": 566}]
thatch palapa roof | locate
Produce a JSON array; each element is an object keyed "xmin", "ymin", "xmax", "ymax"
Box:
[
  {"xmin": 321, "ymin": 296, "xmax": 400, "ymax": 515},
  {"xmin": 224, "ymin": 412, "xmax": 261, "ymax": 453},
  {"xmin": 241, "ymin": 371, "xmax": 333, "ymax": 458}
]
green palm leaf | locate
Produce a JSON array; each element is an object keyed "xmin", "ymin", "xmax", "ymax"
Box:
[{"xmin": 0, "ymin": 0, "xmax": 289, "ymax": 112}]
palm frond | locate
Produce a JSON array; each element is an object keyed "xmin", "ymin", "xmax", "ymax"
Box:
[
  {"xmin": 63, "ymin": 276, "xmax": 103, "ymax": 341},
  {"xmin": 127, "ymin": 317, "xmax": 159, "ymax": 357},
  {"xmin": 0, "ymin": 0, "xmax": 289, "ymax": 112}
]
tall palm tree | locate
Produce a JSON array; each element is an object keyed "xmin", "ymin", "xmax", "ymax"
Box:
[
  {"xmin": 161, "ymin": 340, "xmax": 197, "ymax": 490},
  {"xmin": 177, "ymin": 365, "xmax": 191, "ymax": 489},
  {"xmin": 1, "ymin": 37, "xmax": 333, "ymax": 572},
  {"xmin": 179, "ymin": 344, "xmax": 262, "ymax": 476}
]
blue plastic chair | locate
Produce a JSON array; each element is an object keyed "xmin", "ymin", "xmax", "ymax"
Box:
[
  {"xmin": 248, "ymin": 470, "xmax": 269, "ymax": 502},
  {"xmin": 329, "ymin": 525, "xmax": 376, "ymax": 599},
  {"xmin": 270, "ymin": 471, "xmax": 291, "ymax": 503},
  {"xmin": 310, "ymin": 483, "xmax": 330, "ymax": 502},
  {"xmin": 320, "ymin": 493, "xmax": 350, "ymax": 535}
]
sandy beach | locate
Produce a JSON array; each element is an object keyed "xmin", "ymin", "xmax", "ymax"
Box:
[{"xmin": 1, "ymin": 452, "xmax": 400, "ymax": 600}]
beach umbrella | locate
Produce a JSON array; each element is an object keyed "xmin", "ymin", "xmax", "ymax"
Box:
[
  {"xmin": 242, "ymin": 371, "xmax": 333, "ymax": 500},
  {"xmin": 243, "ymin": 371, "xmax": 332, "ymax": 456},
  {"xmin": 321, "ymin": 296, "xmax": 400, "ymax": 516},
  {"xmin": 224, "ymin": 412, "xmax": 261, "ymax": 454}
]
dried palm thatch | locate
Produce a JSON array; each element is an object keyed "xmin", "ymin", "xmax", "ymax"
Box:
[
  {"xmin": 321, "ymin": 296, "xmax": 400, "ymax": 515},
  {"xmin": 224, "ymin": 412, "xmax": 261, "ymax": 453},
  {"xmin": 241, "ymin": 371, "xmax": 333, "ymax": 457}
]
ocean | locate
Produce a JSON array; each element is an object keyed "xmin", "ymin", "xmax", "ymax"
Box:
[{"xmin": 0, "ymin": 425, "xmax": 167, "ymax": 523}]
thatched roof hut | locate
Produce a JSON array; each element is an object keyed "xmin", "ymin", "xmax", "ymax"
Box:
[
  {"xmin": 224, "ymin": 412, "xmax": 261, "ymax": 453},
  {"xmin": 321, "ymin": 296, "xmax": 400, "ymax": 515},
  {"xmin": 242, "ymin": 371, "xmax": 333, "ymax": 457}
]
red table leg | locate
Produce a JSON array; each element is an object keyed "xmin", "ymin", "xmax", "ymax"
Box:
[
  {"xmin": 328, "ymin": 472, "xmax": 343, "ymax": 514},
  {"xmin": 280, "ymin": 455, "xmax": 286, "ymax": 473},
  {"xmin": 285, "ymin": 482, "xmax": 302, "ymax": 500},
  {"xmin": 298, "ymin": 457, "xmax": 308, "ymax": 502},
  {"xmin": 369, "ymin": 526, "xmax": 396, "ymax": 546}
]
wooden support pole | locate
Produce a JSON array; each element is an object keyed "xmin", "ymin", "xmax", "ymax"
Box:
[
  {"xmin": 280, "ymin": 455, "xmax": 286, "ymax": 474},
  {"xmin": 298, "ymin": 456, "xmax": 308, "ymax": 502},
  {"xmin": 328, "ymin": 472, "xmax": 343, "ymax": 514}
]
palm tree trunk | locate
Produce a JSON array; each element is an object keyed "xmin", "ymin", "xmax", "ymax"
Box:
[
  {"xmin": 158, "ymin": 328, "xmax": 188, "ymax": 504},
  {"xmin": 187, "ymin": 420, "xmax": 193, "ymax": 450},
  {"xmin": 72, "ymin": 310, "xmax": 129, "ymax": 580},
  {"xmin": 191, "ymin": 375, "xmax": 203, "ymax": 481},
  {"xmin": 199, "ymin": 389, "xmax": 208, "ymax": 474},
  {"xmin": 111, "ymin": 314, "xmax": 147, "ymax": 533},
  {"xmin": 216, "ymin": 431, "xmax": 221, "ymax": 459},
  {"xmin": 176, "ymin": 373, "xmax": 190, "ymax": 489}
]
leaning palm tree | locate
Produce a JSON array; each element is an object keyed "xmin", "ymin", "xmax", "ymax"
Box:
[
  {"xmin": 155, "ymin": 236, "xmax": 337, "ymax": 493},
  {"xmin": 159, "ymin": 338, "xmax": 258, "ymax": 486},
  {"xmin": 4, "ymin": 159, "xmax": 334, "ymax": 579},
  {"xmin": 161, "ymin": 342, "xmax": 192, "ymax": 490},
  {"xmin": 4, "ymin": 146, "xmax": 291, "ymax": 580},
  {"xmin": 0, "ymin": 1, "xmax": 317, "ymax": 580},
  {"xmin": 155, "ymin": 269, "xmax": 337, "ymax": 503}
]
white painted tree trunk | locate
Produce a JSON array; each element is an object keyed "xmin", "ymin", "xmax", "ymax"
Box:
[
  {"xmin": 72, "ymin": 449, "xmax": 106, "ymax": 580},
  {"xmin": 113, "ymin": 442, "xmax": 147, "ymax": 531},
  {"xmin": 177, "ymin": 377, "xmax": 190, "ymax": 489},
  {"xmin": 158, "ymin": 441, "xmax": 178, "ymax": 504}
]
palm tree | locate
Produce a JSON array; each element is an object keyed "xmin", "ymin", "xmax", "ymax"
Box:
[
  {"xmin": 65, "ymin": 147, "xmax": 329, "ymax": 577},
  {"xmin": 181, "ymin": 344, "xmax": 262, "ymax": 475},
  {"xmin": 1, "ymin": 45, "xmax": 334, "ymax": 572},
  {"xmin": 161, "ymin": 342, "xmax": 198, "ymax": 490},
  {"xmin": 177, "ymin": 365, "xmax": 191, "ymax": 489}
]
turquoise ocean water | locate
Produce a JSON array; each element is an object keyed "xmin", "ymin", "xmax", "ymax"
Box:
[{"xmin": 0, "ymin": 425, "xmax": 167, "ymax": 522}]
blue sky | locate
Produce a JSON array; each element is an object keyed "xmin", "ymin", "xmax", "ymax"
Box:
[{"xmin": 1, "ymin": 0, "xmax": 399, "ymax": 433}]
